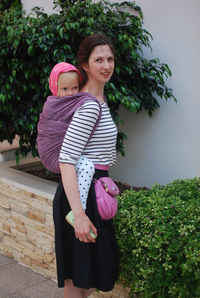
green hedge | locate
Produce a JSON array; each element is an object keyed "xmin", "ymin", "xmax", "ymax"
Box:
[{"xmin": 114, "ymin": 177, "xmax": 200, "ymax": 297}]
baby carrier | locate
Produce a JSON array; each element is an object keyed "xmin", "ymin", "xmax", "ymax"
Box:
[{"xmin": 37, "ymin": 92, "xmax": 102, "ymax": 173}]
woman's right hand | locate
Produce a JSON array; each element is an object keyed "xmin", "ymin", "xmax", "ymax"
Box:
[
  {"xmin": 60, "ymin": 163, "xmax": 97, "ymax": 242},
  {"xmin": 74, "ymin": 213, "xmax": 97, "ymax": 243}
]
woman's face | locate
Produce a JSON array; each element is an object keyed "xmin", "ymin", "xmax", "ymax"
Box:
[{"xmin": 83, "ymin": 44, "xmax": 114, "ymax": 85}]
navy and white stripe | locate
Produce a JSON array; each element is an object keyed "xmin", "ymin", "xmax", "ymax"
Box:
[{"xmin": 59, "ymin": 100, "xmax": 117, "ymax": 166}]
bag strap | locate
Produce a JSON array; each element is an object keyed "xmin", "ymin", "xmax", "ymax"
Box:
[{"xmin": 85, "ymin": 100, "xmax": 102, "ymax": 147}]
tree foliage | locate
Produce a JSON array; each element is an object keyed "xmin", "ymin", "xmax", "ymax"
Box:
[
  {"xmin": 0, "ymin": 0, "xmax": 22, "ymax": 13},
  {"xmin": 0, "ymin": 0, "xmax": 176, "ymax": 159}
]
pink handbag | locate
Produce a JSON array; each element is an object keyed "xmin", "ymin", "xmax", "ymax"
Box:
[{"xmin": 94, "ymin": 177, "xmax": 119, "ymax": 220}]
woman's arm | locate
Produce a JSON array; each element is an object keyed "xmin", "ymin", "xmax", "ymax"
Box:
[{"xmin": 60, "ymin": 163, "xmax": 97, "ymax": 243}]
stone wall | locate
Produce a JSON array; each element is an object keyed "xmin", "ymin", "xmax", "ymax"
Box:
[
  {"xmin": 0, "ymin": 158, "xmax": 130, "ymax": 297},
  {"xmin": 0, "ymin": 178, "xmax": 57, "ymax": 280}
]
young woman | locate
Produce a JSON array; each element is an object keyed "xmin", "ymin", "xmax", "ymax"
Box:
[{"xmin": 53, "ymin": 33, "xmax": 118, "ymax": 298}]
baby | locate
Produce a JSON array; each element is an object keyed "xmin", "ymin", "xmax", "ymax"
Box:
[{"xmin": 49, "ymin": 62, "xmax": 95, "ymax": 210}]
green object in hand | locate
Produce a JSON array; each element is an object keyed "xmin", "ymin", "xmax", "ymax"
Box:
[{"xmin": 65, "ymin": 210, "xmax": 97, "ymax": 239}]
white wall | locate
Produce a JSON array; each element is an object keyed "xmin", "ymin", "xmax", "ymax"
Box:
[
  {"xmin": 21, "ymin": 0, "xmax": 200, "ymax": 187},
  {"xmin": 111, "ymin": 0, "xmax": 200, "ymax": 187},
  {"xmin": 22, "ymin": 0, "xmax": 56, "ymax": 14}
]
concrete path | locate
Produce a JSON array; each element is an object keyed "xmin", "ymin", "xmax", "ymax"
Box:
[{"xmin": 0, "ymin": 254, "xmax": 102, "ymax": 298}]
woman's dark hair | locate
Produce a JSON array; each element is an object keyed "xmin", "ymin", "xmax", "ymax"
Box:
[{"xmin": 76, "ymin": 33, "xmax": 115, "ymax": 87}]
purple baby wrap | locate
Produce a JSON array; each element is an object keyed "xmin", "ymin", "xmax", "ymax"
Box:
[{"xmin": 37, "ymin": 92, "xmax": 102, "ymax": 173}]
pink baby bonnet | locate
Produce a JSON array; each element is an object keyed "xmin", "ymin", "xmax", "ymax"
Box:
[{"xmin": 49, "ymin": 62, "xmax": 81, "ymax": 96}]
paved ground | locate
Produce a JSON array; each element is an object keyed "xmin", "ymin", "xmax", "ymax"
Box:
[{"xmin": 0, "ymin": 254, "xmax": 102, "ymax": 298}]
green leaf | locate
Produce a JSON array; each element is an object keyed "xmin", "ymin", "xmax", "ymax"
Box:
[{"xmin": 27, "ymin": 45, "xmax": 34, "ymax": 56}]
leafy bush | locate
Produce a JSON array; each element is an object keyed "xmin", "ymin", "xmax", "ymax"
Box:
[
  {"xmin": 114, "ymin": 178, "xmax": 200, "ymax": 297},
  {"xmin": 0, "ymin": 0, "xmax": 176, "ymax": 158},
  {"xmin": 0, "ymin": 0, "xmax": 22, "ymax": 13}
]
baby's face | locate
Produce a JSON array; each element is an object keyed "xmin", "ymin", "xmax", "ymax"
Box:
[{"xmin": 57, "ymin": 72, "xmax": 79, "ymax": 97}]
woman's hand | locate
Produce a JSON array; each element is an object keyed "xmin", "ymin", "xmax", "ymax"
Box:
[
  {"xmin": 60, "ymin": 163, "xmax": 97, "ymax": 242},
  {"xmin": 74, "ymin": 213, "xmax": 97, "ymax": 243}
]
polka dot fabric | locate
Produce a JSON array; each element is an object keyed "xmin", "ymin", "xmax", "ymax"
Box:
[{"xmin": 75, "ymin": 155, "xmax": 95, "ymax": 210}]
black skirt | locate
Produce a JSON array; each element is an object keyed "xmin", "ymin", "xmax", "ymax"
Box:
[{"xmin": 53, "ymin": 169, "xmax": 119, "ymax": 291}]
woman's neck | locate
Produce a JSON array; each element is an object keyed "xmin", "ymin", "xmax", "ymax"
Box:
[{"xmin": 81, "ymin": 82, "xmax": 105, "ymax": 103}]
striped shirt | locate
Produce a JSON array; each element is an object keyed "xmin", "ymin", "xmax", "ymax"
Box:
[{"xmin": 59, "ymin": 100, "xmax": 117, "ymax": 166}]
